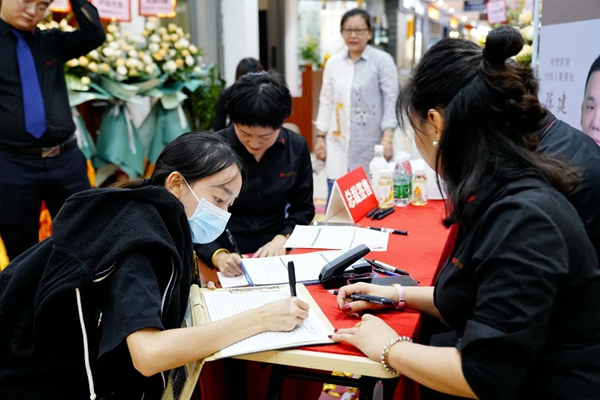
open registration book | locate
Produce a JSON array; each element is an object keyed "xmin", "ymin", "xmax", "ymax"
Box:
[{"xmin": 162, "ymin": 284, "xmax": 334, "ymax": 400}]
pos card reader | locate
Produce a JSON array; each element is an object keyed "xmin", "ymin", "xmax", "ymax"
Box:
[{"xmin": 318, "ymin": 244, "xmax": 371, "ymax": 289}]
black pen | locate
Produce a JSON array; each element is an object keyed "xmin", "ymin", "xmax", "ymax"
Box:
[
  {"xmin": 328, "ymin": 290, "xmax": 394, "ymax": 305},
  {"xmin": 377, "ymin": 207, "xmax": 395, "ymax": 220},
  {"xmin": 372, "ymin": 266, "xmax": 400, "ymax": 276},
  {"xmin": 370, "ymin": 206, "xmax": 390, "ymax": 219},
  {"xmin": 367, "ymin": 226, "xmax": 408, "ymax": 235},
  {"xmin": 288, "ymin": 261, "xmax": 297, "ymax": 297},
  {"xmin": 226, "ymin": 229, "xmax": 254, "ymax": 286},
  {"xmin": 371, "ymin": 259, "xmax": 410, "ymax": 276},
  {"xmin": 366, "ymin": 205, "xmax": 380, "ymax": 218}
]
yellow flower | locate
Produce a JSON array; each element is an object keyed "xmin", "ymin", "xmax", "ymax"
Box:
[
  {"xmin": 168, "ymin": 23, "xmax": 177, "ymax": 33},
  {"xmin": 128, "ymin": 68, "xmax": 137, "ymax": 76},
  {"xmin": 181, "ymin": 49, "xmax": 190, "ymax": 57},
  {"xmin": 161, "ymin": 42, "xmax": 169, "ymax": 50},
  {"xmin": 162, "ymin": 34, "xmax": 170, "ymax": 42},
  {"xmin": 78, "ymin": 56, "xmax": 89, "ymax": 67},
  {"xmin": 519, "ymin": 10, "xmax": 533, "ymax": 25},
  {"xmin": 66, "ymin": 58, "xmax": 79, "ymax": 67},
  {"xmin": 153, "ymin": 52, "xmax": 164, "ymax": 61},
  {"xmin": 115, "ymin": 58, "xmax": 125, "ymax": 67},
  {"xmin": 88, "ymin": 62, "xmax": 99, "ymax": 73},
  {"xmin": 159, "ymin": 27, "xmax": 167, "ymax": 35},
  {"xmin": 189, "ymin": 44, "xmax": 198, "ymax": 55},
  {"xmin": 175, "ymin": 58, "xmax": 184, "ymax": 68},
  {"xmin": 100, "ymin": 63, "xmax": 111, "ymax": 73},
  {"xmin": 170, "ymin": 33, "xmax": 180, "ymax": 42}
]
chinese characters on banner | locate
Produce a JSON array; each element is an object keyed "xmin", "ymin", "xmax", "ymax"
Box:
[
  {"xmin": 50, "ymin": 0, "xmax": 71, "ymax": 13},
  {"xmin": 486, "ymin": 0, "xmax": 507, "ymax": 25},
  {"xmin": 538, "ymin": 19, "xmax": 600, "ymax": 131},
  {"xmin": 91, "ymin": 0, "xmax": 131, "ymax": 22},
  {"xmin": 324, "ymin": 167, "xmax": 378, "ymax": 223},
  {"xmin": 139, "ymin": 0, "xmax": 177, "ymax": 17}
]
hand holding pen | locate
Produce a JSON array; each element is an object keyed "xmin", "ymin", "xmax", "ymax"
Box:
[
  {"xmin": 223, "ymin": 229, "xmax": 250, "ymax": 281},
  {"xmin": 334, "ymin": 282, "xmax": 399, "ymax": 315}
]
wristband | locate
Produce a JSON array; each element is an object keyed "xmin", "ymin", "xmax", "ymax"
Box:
[
  {"xmin": 210, "ymin": 248, "xmax": 230, "ymax": 268},
  {"xmin": 380, "ymin": 336, "xmax": 412, "ymax": 374},
  {"xmin": 391, "ymin": 284, "xmax": 405, "ymax": 310}
]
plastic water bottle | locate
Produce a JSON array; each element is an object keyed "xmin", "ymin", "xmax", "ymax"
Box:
[
  {"xmin": 393, "ymin": 154, "xmax": 411, "ymax": 207},
  {"xmin": 377, "ymin": 168, "xmax": 394, "ymax": 207},
  {"xmin": 369, "ymin": 145, "xmax": 387, "ymax": 189},
  {"xmin": 411, "ymin": 165, "xmax": 428, "ymax": 206}
]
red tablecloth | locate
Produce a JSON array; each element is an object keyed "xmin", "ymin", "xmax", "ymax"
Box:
[{"xmin": 199, "ymin": 201, "xmax": 450, "ymax": 400}]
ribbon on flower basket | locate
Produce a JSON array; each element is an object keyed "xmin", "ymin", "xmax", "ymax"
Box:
[
  {"xmin": 139, "ymin": 79, "xmax": 202, "ymax": 177},
  {"xmin": 94, "ymin": 101, "xmax": 145, "ymax": 182}
]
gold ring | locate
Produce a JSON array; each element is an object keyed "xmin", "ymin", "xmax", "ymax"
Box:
[{"xmin": 356, "ymin": 321, "xmax": 362, "ymax": 328}]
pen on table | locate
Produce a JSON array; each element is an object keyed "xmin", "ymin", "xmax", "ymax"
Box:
[
  {"xmin": 287, "ymin": 261, "xmax": 297, "ymax": 297},
  {"xmin": 377, "ymin": 207, "xmax": 395, "ymax": 220},
  {"xmin": 367, "ymin": 226, "xmax": 408, "ymax": 235},
  {"xmin": 370, "ymin": 206, "xmax": 388, "ymax": 219},
  {"xmin": 371, "ymin": 259, "xmax": 410, "ymax": 276},
  {"xmin": 328, "ymin": 290, "xmax": 394, "ymax": 305},
  {"xmin": 225, "ymin": 229, "xmax": 254, "ymax": 286},
  {"xmin": 372, "ymin": 266, "xmax": 400, "ymax": 277},
  {"xmin": 366, "ymin": 205, "xmax": 380, "ymax": 218}
]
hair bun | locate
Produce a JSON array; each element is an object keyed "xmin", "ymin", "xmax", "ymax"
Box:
[{"xmin": 484, "ymin": 26, "xmax": 524, "ymax": 64}]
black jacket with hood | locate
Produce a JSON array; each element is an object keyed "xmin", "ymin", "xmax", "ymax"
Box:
[{"xmin": 0, "ymin": 185, "xmax": 194, "ymax": 399}]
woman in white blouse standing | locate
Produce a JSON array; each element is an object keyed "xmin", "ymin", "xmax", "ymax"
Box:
[{"xmin": 314, "ymin": 8, "xmax": 399, "ymax": 198}]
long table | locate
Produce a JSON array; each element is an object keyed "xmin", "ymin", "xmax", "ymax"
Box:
[{"xmin": 198, "ymin": 200, "xmax": 450, "ymax": 400}]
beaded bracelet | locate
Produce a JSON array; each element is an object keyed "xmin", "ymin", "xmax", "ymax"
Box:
[{"xmin": 380, "ymin": 336, "xmax": 412, "ymax": 374}]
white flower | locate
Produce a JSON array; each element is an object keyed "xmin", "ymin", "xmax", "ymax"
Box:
[
  {"xmin": 125, "ymin": 58, "xmax": 138, "ymax": 68},
  {"xmin": 168, "ymin": 23, "xmax": 177, "ymax": 32},
  {"xmin": 148, "ymin": 43, "xmax": 160, "ymax": 53},
  {"xmin": 66, "ymin": 58, "xmax": 79, "ymax": 67},
  {"xmin": 168, "ymin": 49, "xmax": 177, "ymax": 58},
  {"xmin": 102, "ymin": 46, "xmax": 114, "ymax": 58},
  {"xmin": 109, "ymin": 41, "xmax": 120, "ymax": 50},
  {"xmin": 149, "ymin": 34, "xmax": 161, "ymax": 43},
  {"xmin": 107, "ymin": 23, "xmax": 119, "ymax": 34},
  {"xmin": 159, "ymin": 27, "xmax": 167, "ymax": 35},
  {"xmin": 179, "ymin": 38, "xmax": 189, "ymax": 48},
  {"xmin": 519, "ymin": 10, "xmax": 533, "ymax": 25},
  {"xmin": 185, "ymin": 55, "xmax": 195, "ymax": 67},
  {"xmin": 128, "ymin": 50, "xmax": 138, "ymax": 58},
  {"xmin": 59, "ymin": 19, "xmax": 68, "ymax": 28},
  {"xmin": 88, "ymin": 50, "xmax": 100, "ymax": 60},
  {"xmin": 145, "ymin": 21, "xmax": 156, "ymax": 31},
  {"xmin": 189, "ymin": 44, "xmax": 198, "ymax": 55},
  {"xmin": 116, "ymin": 65, "xmax": 128, "ymax": 76},
  {"xmin": 169, "ymin": 33, "xmax": 179, "ymax": 42},
  {"xmin": 193, "ymin": 66, "xmax": 202, "ymax": 74},
  {"xmin": 81, "ymin": 76, "xmax": 91, "ymax": 86},
  {"xmin": 521, "ymin": 25, "xmax": 534, "ymax": 42},
  {"xmin": 106, "ymin": 33, "xmax": 115, "ymax": 42},
  {"xmin": 517, "ymin": 44, "xmax": 532, "ymax": 56},
  {"xmin": 143, "ymin": 54, "xmax": 153, "ymax": 64},
  {"xmin": 163, "ymin": 60, "xmax": 177, "ymax": 73},
  {"xmin": 88, "ymin": 62, "xmax": 99, "ymax": 73},
  {"xmin": 145, "ymin": 64, "xmax": 156, "ymax": 75},
  {"xmin": 174, "ymin": 40, "xmax": 184, "ymax": 50}
]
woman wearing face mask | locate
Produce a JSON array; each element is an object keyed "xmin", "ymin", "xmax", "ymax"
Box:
[{"xmin": 0, "ymin": 131, "xmax": 310, "ymax": 400}]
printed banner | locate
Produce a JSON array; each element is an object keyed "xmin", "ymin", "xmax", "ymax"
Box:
[
  {"xmin": 139, "ymin": 0, "xmax": 176, "ymax": 17},
  {"xmin": 91, "ymin": 0, "xmax": 132, "ymax": 22}
]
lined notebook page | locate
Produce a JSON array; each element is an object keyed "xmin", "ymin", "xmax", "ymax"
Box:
[{"xmin": 202, "ymin": 286, "xmax": 332, "ymax": 358}]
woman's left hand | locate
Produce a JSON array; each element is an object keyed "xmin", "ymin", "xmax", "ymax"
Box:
[
  {"xmin": 253, "ymin": 234, "xmax": 288, "ymax": 258},
  {"xmin": 330, "ymin": 314, "xmax": 399, "ymax": 361}
]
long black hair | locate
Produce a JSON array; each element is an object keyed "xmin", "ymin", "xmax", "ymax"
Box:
[
  {"xmin": 114, "ymin": 131, "xmax": 244, "ymax": 188},
  {"xmin": 397, "ymin": 26, "xmax": 579, "ymax": 227},
  {"xmin": 235, "ymin": 57, "xmax": 264, "ymax": 81}
]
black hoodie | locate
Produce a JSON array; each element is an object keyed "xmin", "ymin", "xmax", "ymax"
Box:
[{"xmin": 0, "ymin": 185, "xmax": 194, "ymax": 399}]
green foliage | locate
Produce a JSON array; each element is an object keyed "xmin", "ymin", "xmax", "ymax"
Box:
[
  {"xmin": 183, "ymin": 64, "xmax": 226, "ymax": 131},
  {"xmin": 299, "ymin": 35, "xmax": 321, "ymax": 67}
]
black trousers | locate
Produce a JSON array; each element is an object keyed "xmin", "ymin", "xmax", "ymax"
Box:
[{"xmin": 0, "ymin": 146, "xmax": 91, "ymax": 260}]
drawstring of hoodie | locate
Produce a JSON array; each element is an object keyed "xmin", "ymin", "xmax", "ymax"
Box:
[{"xmin": 76, "ymin": 288, "xmax": 97, "ymax": 400}]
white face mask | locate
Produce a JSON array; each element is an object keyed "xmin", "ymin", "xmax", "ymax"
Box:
[{"xmin": 183, "ymin": 178, "xmax": 231, "ymax": 244}]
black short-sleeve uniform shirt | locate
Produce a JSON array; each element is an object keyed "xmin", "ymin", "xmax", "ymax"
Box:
[{"xmin": 435, "ymin": 176, "xmax": 600, "ymax": 400}]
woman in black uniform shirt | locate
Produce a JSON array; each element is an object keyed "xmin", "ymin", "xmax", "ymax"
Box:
[
  {"xmin": 0, "ymin": 132, "xmax": 309, "ymax": 399},
  {"xmin": 329, "ymin": 27, "xmax": 600, "ymax": 399}
]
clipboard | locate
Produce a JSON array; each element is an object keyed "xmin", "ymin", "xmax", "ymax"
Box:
[{"xmin": 162, "ymin": 284, "xmax": 334, "ymax": 400}]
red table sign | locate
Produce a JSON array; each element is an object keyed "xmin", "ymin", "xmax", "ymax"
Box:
[{"xmin": 324, "ymin": 166, "xmax": 379, "ymax": 223}]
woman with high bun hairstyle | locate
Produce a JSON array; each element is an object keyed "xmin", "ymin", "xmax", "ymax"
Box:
[{"xmin": 329, "ymin": 27, "xmax": 600, "ymax": 399}]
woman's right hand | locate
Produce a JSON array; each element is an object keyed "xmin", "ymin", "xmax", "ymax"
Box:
[
  {"xmin": 214, "ymin": 252, "xmax": 244, "ymax": 277},
  {"xmin": 336, "ymin": 282, "xmax": 398, "ymax": 315},
  {"xmin": 314, "ymin": 136, "xmax": 327, "ymax": 161},
  {"xmin": 258, "ymin": 297, "xmax": 310, "ymax": 332}
]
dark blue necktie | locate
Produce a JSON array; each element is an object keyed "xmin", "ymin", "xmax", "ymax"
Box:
[{"xmin": 13, "ymin": 29, "xmax": 47, "ymax": 139}]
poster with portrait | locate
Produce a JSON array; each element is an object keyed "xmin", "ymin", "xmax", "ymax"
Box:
[
  {"xmin": 91, "ymin": 0, "xmax": 132, "ymax": 22},
  {"xmin": 538, "ymin": 18, "xmax": 600, "ymax": 143}
]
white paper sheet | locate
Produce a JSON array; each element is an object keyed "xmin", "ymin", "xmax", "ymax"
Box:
[{"xmin": 284, "ymin": 226, "xmax": 389, "ymax": 251}]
